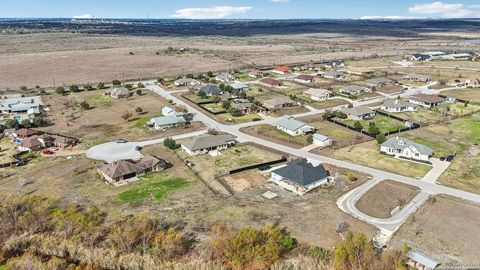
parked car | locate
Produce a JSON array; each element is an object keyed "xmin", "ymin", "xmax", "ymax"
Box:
[
  {"xmin": 135, "ymin": 146, "xmax": 142, "ymax": 151},
  {"xmin": 116, "ymin": 139, "xmax": 127, "ymax": 143}
]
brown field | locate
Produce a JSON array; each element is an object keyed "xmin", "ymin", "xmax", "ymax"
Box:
[
  {"xmin": 391, "ymin": 195, "xmax": 480, "ymax": 264},
  {"xmin": 224, "ymin": 171, "xmax": 268, "ymax": 193},
  {"xmin": 356, "ymin": 180, "xmax": 420, "ymax": 218}
]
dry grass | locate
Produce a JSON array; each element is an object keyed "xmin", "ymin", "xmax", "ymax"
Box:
[
  {"xmin": 355, "ymin": 180, "xmax": 420, "ymax": 218},
  {"xmin": 0, "ymin": 138, "xmax": 19, "ymax": 164}
]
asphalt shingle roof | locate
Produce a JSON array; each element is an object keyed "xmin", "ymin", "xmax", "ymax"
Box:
[
  {"xmin": 276, "ymin": 115, "xmax": 309, "ymax": 132},
  {"xmin": 272, "ymin": 159, "xmax": 329, "ymax": 186},
  {"xmin": 382, "ymin": 137, "xmax": 433, "ymax": 156}
]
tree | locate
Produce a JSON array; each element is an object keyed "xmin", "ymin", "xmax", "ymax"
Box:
[
  {"xmin": 368, "ymin": 123, "xmax": 380, "ymax": 136},
  {"xmin": 32, "ymin": 117, "xmax": 47, "ymax": 127},
  {"xmin": 347, "ymin": 172, "xmax": 357, "ymax": 181},
  {"xmin": 20, "ymin": 119, "xmax": 32, "ymax": 128},
  {"xmin": 198, "ymin": 90, "xmax": 207, "ymax": 99},
  {"xmin": 227, "ymin": 107, "xmax": 242, "ymax": 117},
  {"xmin": 137, "ymin": 82, "xmax": 145, "ymax": 88},
  {"xmin": 164, "ymin": 138, "xmax": 180, "ymax": 150},
  {"xmin": 306, "ymin": 134, "xmax": 313, "ymax": 144},
  {"xmin": 353, "ymin": 121, "xmax": 363, "ymax": 130},
  {"xmin": 135, "ymin": 107, "xmax": 143, "ymax": 113},
  {"xmin": 80, "ymin": 101, "xmax": 90, "ymax": 110},
  {"xmin": 125, "ymin": 84, "xmax": 134, "ymax": 90},
  {"xmin": 112, "ymin": 80, "xmax": 121, "ymax": 86},
  {"xmin": 376, "ymin": 133, "xmax": 386, "ymax": 144},
  {"xmin": 4, "ymin": 119, "xmax": 19, "ymax": 129},
  {"xmin": 157, "ymin": 77, "xmax": 164, "ymax": 83},
  {"xmin": 121, "ymin": 112, "xmax": 133, "ymax": 122},
  {"xmin": 84, "ymin": 84, "xmax": 94, "ymax": 91},
  {"xmin": 222, "ymin": 100, "xmax": 231, "ymax": 109},
  {"xmin": 69, "ymin": 85, "xmax": 80, "ymax": 92},
  {"xmin": 55, "ymin": 87, "xmax": 66, "ymax": 95},
  {"xmin": 334, "ymin": 231, "xmax": 376, "ymax": 270},
  {"xmin": 207, "ymin": 71, "xmax": 213, "ymax": 77},
  {"xmin": 96, "ymin": 82, "xmax": 105, "ymax": 89},
  {"xmin": 136, "ymin": 89, "xmax": 142, "ymax": 96}
]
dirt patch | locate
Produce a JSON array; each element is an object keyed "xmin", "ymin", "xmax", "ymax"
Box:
[
  {"xmin": 390, "ymin": 195, "xmax": 480, "ymax": 264},
  {"xmin": 224, "ymin": 171, "xmax": 267, "ymax": 193},
  {"xmin": 356, "ymin": 180, "xmax": 420, "ymax": 218}
]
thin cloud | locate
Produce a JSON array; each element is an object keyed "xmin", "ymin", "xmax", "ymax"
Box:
[
  {"xmin": 72, "ymin": 14, "xmax": 94, "ymax": 19},
  {"xmin": 360, "ymin": 16, "xmax": 422, "ymax": 20},
  {"xmin": 408, "ymin": 2, "xmax": 479, "ymax": 18},
  {"xmin": 171, "ymin": 6, "xmax": 252, "ymax": 19},
  {"xmin": 270, "ymin": 0, "xmax": 290, "ymax": 3}
]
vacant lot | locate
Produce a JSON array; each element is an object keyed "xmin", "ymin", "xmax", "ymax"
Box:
[
  {"xmin": 356, "ymin": 180, "xmax": 420, "ymax": 218},
  {"xmin": 338, "ymin": 114, "xmax": 407, "ymax": 135},
  {"xmin": 39, "ymin": 90, "xmax": 205, "ymax": 146},
  {"xmin": 391, "ymin": 195, "xmax": 480, "ymax": 264},
  {"xmin": 241, "ymin": 124, "xmax": 309, "ymax": 148},
  {"xmin": 395, "ymin": 107, "xmax": 452, "ymax": 125},
  {"xmin": 323, "ymin": 141, "xmax": 432, "ymax": 178},
  {"xmin": 441, "ymin": 88, "xmax": 480, "ymax": 103},
  {"xmin": 224, "ymin": 171, "xmax": 268, "ymax": 193},
  {"xmin": 0, "ymin": 138, "xmax": 18, "ymax": 164},
  {"xmin": 297, "ymin": 96, "xmax": 350, "ymax": 110},
  {"xmin": 118, "ymin": 176, "xmax": 190, "ymax": 203}
]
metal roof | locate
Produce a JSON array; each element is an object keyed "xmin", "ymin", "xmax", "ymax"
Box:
[
  {"xmin": 276, "ymin": 115, "xmax": 309, "ymax": 132},
  {"xmin": 407, "ymin": 251, "xmax": 440, "ymax": 269}
]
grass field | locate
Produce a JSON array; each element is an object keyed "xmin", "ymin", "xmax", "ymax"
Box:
[
  {"xmin": 325, "ymin": 141, "xmax": 432, "ymax": 178},
  {"xmin": 356, "ymin": 180, "xmax": 420, "ymax": 218},
  {"xmin": 300, "ymin": 97, "xmax": 350, "ymax": 110},
  {"xmin": 441, "ymin": 88, "xmax": 480, "ymax": 103},
  {"xmin": 338, "ymin": 115, "xmax": 406, "ymax": 134},
  {"xmin": 202, "ymin": 103, "xmax": 226, "ymax": 113},
  {"xmin": 118, "ymin": 176, "xmax": 189, "ymax": 203},
  {"xmin": 217, "ymin": 113, "xmax": 262, "ymax": 124},
  {"xmin": 0, "ymin": 138, "xmax": 18, "ymax": 164},
  {"xmin": 85, "ymin": 93, "xmax": 114, "ymax": 107},
  {"xmin": 241, "ymin": 124, "xmax": 309, "ymax": 148},
  {"xmin": 396, "ymin": 107, "xmax": 448, "ymax": 125}
]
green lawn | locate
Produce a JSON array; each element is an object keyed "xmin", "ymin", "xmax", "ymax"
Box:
[
  {"xmin": 132, "ymin": 116, "xmax": 151, "ymax": 129},
  {"xmin": 202, "ymin": 103, "xmax": 226, "ymax": 113},
  {"xmin": 118, "ymin": 176, "xmax": 189, "ymax": 203},
  {"xmin": 0, "ymin": 265, "xmax": 6, "ymax": 270},
  {"xmin": 404, "ymin": 135, "xmax": 467, "ymax": 158},
  {"xmin": 235, "ymin": 72, "xmax": 257, "ymax": 82},
  {"xmin": 339, "ymin": 115, "xmax": 406, "ymax": 134},
  {"xmin": 85, "ymin": 94, "xmax": 114, "ymax": 107}
]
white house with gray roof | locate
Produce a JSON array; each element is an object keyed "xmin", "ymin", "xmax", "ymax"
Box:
[
  {"xmin": 181, "ymin": 134, "xmax": 236, "ymax": 156},
  {"xmin": 215, "ymin": 73, "xmax": 235, "ymax": 82},
  {"xmin": 312, "ymin": 133, "xmax": 332, "ymax": 147},
  {"xmin": 271, "ymin": 159, "xmax": 330, "ymax": 194},
  {"xmin": 341, "ymin": 106, "xmax": 376, "ymax": 120},
  {"xmin": 381, "ymin": 137, "xmax": 433, "ymax": 162},
  {"xmin": 148, "ymin": 113, "xmax": 186, "ymax": 130},
  {"xmin": 380, "ymin": 99, "xmax": 419, "ymax": 113},
  {"xmin": 0, "ymin": 96, "xmax": 43, "ymax": 123},
  {"xmin": 275, "ymin": 115, "xmax": 314, "ymax": 136},
  {"xmin": 340, "ymin": 85, "xmax": 372, "ymax": 96},
  {"xmin": 304, "ymin": 88, "xmax": 331, "ymax": 101}
]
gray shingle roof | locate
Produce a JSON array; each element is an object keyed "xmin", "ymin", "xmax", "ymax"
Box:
[
  {"xmin": 276, "ymin": 115, "xmax": 309, "ymax": 132},
  {"xmin": 382, "ymin": 137, "xmax": 433, "ymax": 156},
  {"xmin": 342, "ymin": 106, "xmax": 375, "ymax": 117},
  {"xmin": 272, "ymin": 159, "xmax": 328, "ymax": 186},
  {"xmin": 381, "ymin": 99, "xmax": 418, "ymax": 109},
  {"xmin": 199, "ymin": 85, "xmax": 222, "ymax": 95},
  {"xmin": 181, "ymin": 134, "xmax": 236, "ymax": 152},
  {"xmin": 150, "ymin": 113, "xmax": 186, "ymax": 126}
]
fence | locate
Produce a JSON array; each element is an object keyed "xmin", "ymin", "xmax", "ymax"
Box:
[
  {"xmin": 326, "ymin": 117, "xmax": 377, "ymax": 138},
  {"xmin": 228, "ymin": 157, "xmax": 287, "ymax": 175},
  {"xmin": 181, "ymin": 94, "xmax": 229, "ymax": 115},
  {"xmin": 0, "ymin": 151, "xmax": 28, "ymax": 168}
]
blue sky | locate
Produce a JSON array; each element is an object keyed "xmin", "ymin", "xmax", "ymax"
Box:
[{"xmin": 1, "ymin": 1, "xmax": 480, "ymax": 19}]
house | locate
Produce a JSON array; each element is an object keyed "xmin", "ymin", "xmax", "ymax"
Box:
[
  {"xmin": 403, "ymin": 73, "xmax": 431, "ymax": 83},
  {"xmin": 304, "ymin": 88, "xmax": 331, "ymax": 101},
  {"xmin": 407, "ymin": 251, "xmax": 440, "ymax": 270},
  {"xmin": 380, "ymin": 99, "xmax": 419, "ymax": 113},
  {"xmin": 339, "ymin": 85, "xmax": 371, "ymax": 96},
  {"xmin": 249, "ymin": 70, "xmax": 264, "ymax": 78},
  {"xmin": 323, "ymin": 60, "xmax": 345, "ymax": 69},
  {"xmin": 442, "ymin": 53, "xmax": 472, "ymax": 60},
  {"xmin": 174, "ymin": 78, "xmax": 199, "ymax": 87},
  {"xmin": 49, "ymin": 135, "xmax": 77, "ymax": 149},
  {"xmin": 271, "ymin": 159, "xmax": 330, "ymax": 194},
  {"xmin": 229, "ymin": 83, "xmax": 249, "ymax": 92},
  {"xmin": 107, "ymin": 87, "xmax": 130, "ymax": 98},
  {"xmin": 13, "ymin": 128, "xmax": 41, "ymax": 140},
  {"xmin": 275, "ymin": 115, "xmax": 314, "ymax": 136},
  {"xmin": 272, "ymin": 66, "xmax": 289, "ymax": 75},
  {"xmin": 162, "ymin": 106, "xmax": 176, "ymax": 116},
  {"xmin": 215, "ymin": 73, "xmax": 235, "ymax": 82},
  {"xmin": 423, "ymin": 51, "xmax": 446, "ymax": 59},
  {"xmin": 198, "ymin": 85, "xmax": 223, "ymax": 97},
  {"xmin": 232, "ymin": 99, "xmax": 265, "ymax": 114},
  {"xmin": 366, "ymin": 77, "xmax": 394, "ymax": 87},
  {"xmin": 447, "ymin": 77, "xmax": 479, "ymax": 87},
  {"xmin": 97, "ymin": 155, "xmax": 170, "ymax": 185},
  {"xmin": 181, "ymin": 134, "xmax": 236, "ymax": 156},
  {"xmin": 0, "ymin": 96, "xmax": 43, "ymax": 123},
  {"xmin": 322, "ymin": 71, "xmax": 345, "ymax": 80},
  {"xmin": 148, "ymin": 113, "xmax": 186, "ymax": 130},
  {"xmin": 344, "ymin": 67, "xmax": 375, "ymax": 76},
  {"xmin": 408, "ymin": 94, "xmax": 445, "ymax": 108},
  {"xmin": 260, "ymin": 78, "xmax": 283, "ymax": 87},
  {"xmin": 410, "ymin": 54, "xmax": 432, "ymax": 61},
  {"xmin": 294, "ymin": 75, "xmax": 314, "ymax": 84},
  {"xmin": 17, "ymin": 134, "xmax": 76, "ymax": 152},
  {"xmin": 381, "ymin": 137, "xmax": 433, "ymax": 162},
  {"xmin": 263, "ymin": 97, "xmax": 295, "ymax": 111},
  {"xmin": 312, "ymin": 133, "xmax": 332, "ymax": 147},
  {"xmin": 341, "ymin": 106, "xmax": 376, "ymax": 120}
]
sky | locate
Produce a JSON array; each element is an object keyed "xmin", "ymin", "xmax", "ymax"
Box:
[{"xmin": 1, "ymin": 1, "xmax": 480, "ymax": 19}]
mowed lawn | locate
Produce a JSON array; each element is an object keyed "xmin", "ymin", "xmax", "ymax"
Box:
[
  {"xmin": 118, "ymin": 176, "xmax": 189, "ymax": 203},
  {"xmin": 442, "ymin": 88, "xmax": 480, "ymax": 103},
  {"xmin": 241, "ymin": 124, "xmax": 309, "ymax": 148},
  {"xmin": 325, "ymin": 141, "xmax": 432, "ymax": 178},
  {"xmin": 395, "ymin": 108, "xmax": 447, "ymax": 125},
  {"xmin": 339, "ymin": 115, "xmax": 406, "ymax": 134}
]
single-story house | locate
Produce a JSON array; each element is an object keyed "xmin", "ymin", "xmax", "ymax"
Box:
[
  {"xmin": 323, "ymin": 60, "xmax": 344, "ymax": 69},
  {"xmin": 423, "ymin": 51, "xmax": 446, "ymax": 59},
  {"xmin": 275, "ymin": 115, "xmax": 314, "ymax": 136},
  {"xmin": 17, "ymin": 134, "xmax": 76, "ymax": 152},
  {"xmin": 272, "ymin": 66, "xmax": 289, "ymax": 75},
  {"xmin": 174, "ymin": 78, "xmax": 199, "ymax": 87},
  {"xmin": 322, "ymin": 71, "xmax": 345, "ymax": 80},
  {"xmin": 341, "ymin": 106, "xmax": 376, "ymax": 120},
  {"xmin": 263, "ymin": 97, "xmax": 295, "ymax": 111},
  {"xmin": 381, "ymin": 137, "xmax": 433, "ymax": 162},
  {"xmin": 447, "ymin": 77, "xmax": 479, "ymax": 87},
  {"xmin": 229, "ymin": 83, "xmax": 249, "ymax": 92},
  {"xmin": 215, "ymin": 73, "xmax": 235, "ymax": 82},
  {"xmin": 410, "ymin": 54, "xmax": 432, "ymax": 61},
  {"xmin": 408, "ymin": 94, "xmax": 445, "ymax": 108},
  {"xmin": 312, "ymin": 133, "xmax": 333, "ymax": 147},
  {"xmin": 260, "ymin": 78, "xmax": 283, "ymax": 87},
  {"xmin": 0, "ymin": 96, "xmax": 43, "ymax": 123},
  {"xmin": 442, "ymin": 53, "xmax": 472, "ymax": 60},
  {"xmin": 249, "ymin": 70, "xmax": 264, "ymax": 78},
  {"xmin": 148, "ymin": 113, "xmax": 186, "ymax": 130},
  {"xmin": 380, "ymin": 99, "xmax": 419, "ymax": 113},
  {"xmin": 403, "ymin": 74, "xmax": 430, "ymax": 83},
  {"xmin": 366, "ymin": 77, "xmax": 394, "ymax": 87},
  {"xmin": 271, "ymin": 159, "xmax": 330, "ymax": 194},
  {"xmin": 198, "ymin": 85, "xmax": 223, "ymax": 97},
  {"xmin": 181, "ymin": 134, "xmax": 236, "ymax": 156},
  {"xmin": 162, "ymin": 106, "xmax": 176, "ymax": 116},
  {"xmin": 304, "ymin": 88, "xmax": 331, "ymax": 101},
  {"xmin": 339, "ymin": 85, "xmax": 372, "ymax": 96},
  {"xmin": 294, "ymin": 75, "xmax": 314, "ymax": 84},
  {"xmin": 13, "ymin": 128, "xmax": 41, "ymax": 140},
  {"xmin": 107, "ymin": 87, "xmax": 130, "ymax": 99},
  {"xmin": 407, "ymin": 251, "xmax": 440, "ymax": 270},
  {"xmin": 97, "ymin": 155, "xmax": 169, "ymax": 185},
  {"xmin": 232, "ymin": 99, "xmax": 265, "ymax": 114}
]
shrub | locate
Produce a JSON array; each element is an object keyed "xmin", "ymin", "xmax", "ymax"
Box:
[
  {"xmin": 69, "ymin": 85, "xmax": 80, "ymax": 92},
  {"xmin": 353, "ymin": 121, "xmax": 363, "ymax": 130},
  {"xmin": 96, "ymin": 82, "xmax": 105, "ymax": 89},
  {"xmin": 4, "ymin": 119, "xmax": 19, "ymax": 129},
  {"xmin": 32, "ymin": 117, "xmax": 47, "ymax": 127},
  {"xmin": 136, "ymin": 89, "xmax": 142, "ymax": 95},
  {"xmin": 135, "ymin": 107, "xmax": 143, "ymax": 113},
  {"xmin": 164, "ymin": 138, "xmax": 180, "ymax": 150},
  {"xmin": 347, "ymin": 172, "xmax": 357, "ymax": 181},
  {"xmin": 20, "ymin": 119, "xmax": 32, "ymax": 128},
  {"xmin": 112, "ymin": 80, "xmax": 121, "ymax": 86},
  {"xmin": 376, "ymin": 133, "xmax": 386, "ymax": 144},
  {"xmin": 55, "ymin": 87, "xmax": 66, "ymax": 95},
  {"xmin": 80, "ymin": 101, "xmax": 90, "ymax": 110}
]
